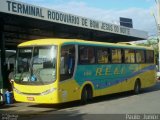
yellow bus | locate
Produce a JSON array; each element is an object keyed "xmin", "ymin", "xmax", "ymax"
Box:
[{"xmin": 13, "ymin": 38, "xmax": 156, "ymax": 104}]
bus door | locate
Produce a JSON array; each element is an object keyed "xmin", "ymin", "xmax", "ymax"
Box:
[{"xmin": 59, "ymin": 45, "xmax": 78, "ymax": 102}]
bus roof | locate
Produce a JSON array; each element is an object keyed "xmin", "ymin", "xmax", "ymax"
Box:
[{"xmin": 18, "ymin": 38, "xmax": 153, "ymax": 50}]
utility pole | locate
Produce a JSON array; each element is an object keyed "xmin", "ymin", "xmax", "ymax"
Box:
[{"xmin": 155, "ymin": 0, "xmax": 160, "ymax": 71}]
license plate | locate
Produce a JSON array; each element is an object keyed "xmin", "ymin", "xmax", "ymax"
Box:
[{"xmin": 27, "ymin": 97, "xmax": 35, "ymax": 101}]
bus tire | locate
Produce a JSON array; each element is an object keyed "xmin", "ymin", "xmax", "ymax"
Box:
[
  {"xmin": 81, "ymin": 85, "xmax": 93, "ymax": 104},
  {"xmin": 134, "ymin": 80, "xmax": 141, "ymax": 94}
]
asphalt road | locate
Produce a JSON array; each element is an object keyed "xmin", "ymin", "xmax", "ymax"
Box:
[{"xmin": 1, "ymin": 81, "xmax": 160, "ymax": 120}]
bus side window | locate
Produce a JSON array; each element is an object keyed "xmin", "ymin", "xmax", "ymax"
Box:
[
  {"xmin": 60, "ymin": 45, "xmax": 75, "ymax": 81},
  {"xmin": 97, "ymin": 48, "xmax": 110, "ymax": 64},
  {"xmin": 111, "ymin": 49, "xmax": 122, "ymax": 63},
  {"xmin": 136, "ymin": 50, "xmax": 145, "ymax": 63},
  {"xmin": 124, "ymin": 49, "xmax": 135, "ymax": 63},
  {"xmin": 79, "ymin": 46, "xmax": 95, "ymax": 64},
  {"xmin": 146, "ymin": 50, "xmax": 154, "ymax": 63}
]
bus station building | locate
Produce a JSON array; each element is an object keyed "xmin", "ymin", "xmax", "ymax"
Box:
[{"xmin": 0, "ymin": 0, "xmax": 148, "ymax": 93}]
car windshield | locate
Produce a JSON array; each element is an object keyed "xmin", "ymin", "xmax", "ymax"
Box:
[{"xmin": 14, "ymin": 46, "xmax": 57, "ymax": 85}]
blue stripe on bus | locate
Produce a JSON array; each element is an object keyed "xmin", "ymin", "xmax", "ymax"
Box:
[{"xmin": 75, "ymin": 65, "xmax": 155, "ymax": 90}]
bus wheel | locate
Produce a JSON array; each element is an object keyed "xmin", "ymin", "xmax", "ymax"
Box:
[
  {"xmin": 81, "ymin": 85, "xmax": 92, "ymax": 104},
  {"xmin": 134, "ymin": 80, "xmax": 141, "ymax": 94}
]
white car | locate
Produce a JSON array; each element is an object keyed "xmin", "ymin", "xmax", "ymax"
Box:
[{"xmin": 157, "ymin": 72, "xmax": 160, "ymax": 80}]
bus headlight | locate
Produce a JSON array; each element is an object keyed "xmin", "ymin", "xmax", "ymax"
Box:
[{"xmin": 40, "ymin": 88, "xmax": 56, "ymax": 96}]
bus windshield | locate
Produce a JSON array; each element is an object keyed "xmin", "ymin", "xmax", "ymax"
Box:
[{"xmin": 15, "ymin": 46, "xmax": 57, "ymax": 85}]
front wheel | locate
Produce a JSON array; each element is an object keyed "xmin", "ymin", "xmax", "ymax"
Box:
[{"xmin": 81, "ymin": 86, "xmax": 92, "ymax": 104}]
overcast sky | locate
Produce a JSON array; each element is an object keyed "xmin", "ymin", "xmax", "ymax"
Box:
[{"xmin": 19, "ymin": 0, "xmax": 157, "ymax": 36}]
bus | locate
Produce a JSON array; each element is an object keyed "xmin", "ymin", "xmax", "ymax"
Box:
[{"xmin": 13, "ymin": 38, "xmax": 156, "ymax": 104}]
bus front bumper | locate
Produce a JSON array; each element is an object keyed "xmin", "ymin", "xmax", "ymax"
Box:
[{"xmin": 13, "ymin": 88, "xmax": 59, "ymax": 104}]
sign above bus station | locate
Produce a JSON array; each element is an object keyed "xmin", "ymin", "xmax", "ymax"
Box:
[{"xmin": 0, "ymin": 0, "xmax": 148, "ymax": 39}]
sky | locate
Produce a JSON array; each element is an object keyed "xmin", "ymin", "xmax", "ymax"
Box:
[{"xmin": 18, "ymin": 0, "xmax": 157, "ymax": 36}]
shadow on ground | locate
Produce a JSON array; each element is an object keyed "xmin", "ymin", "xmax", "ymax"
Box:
[
  {"xmin": 28, "ymin": 81, "xmax": 160, "ymax": 110},
  {"xmin": 0, "ymin": 81, "xmax": 160, "ymax": 119}
]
